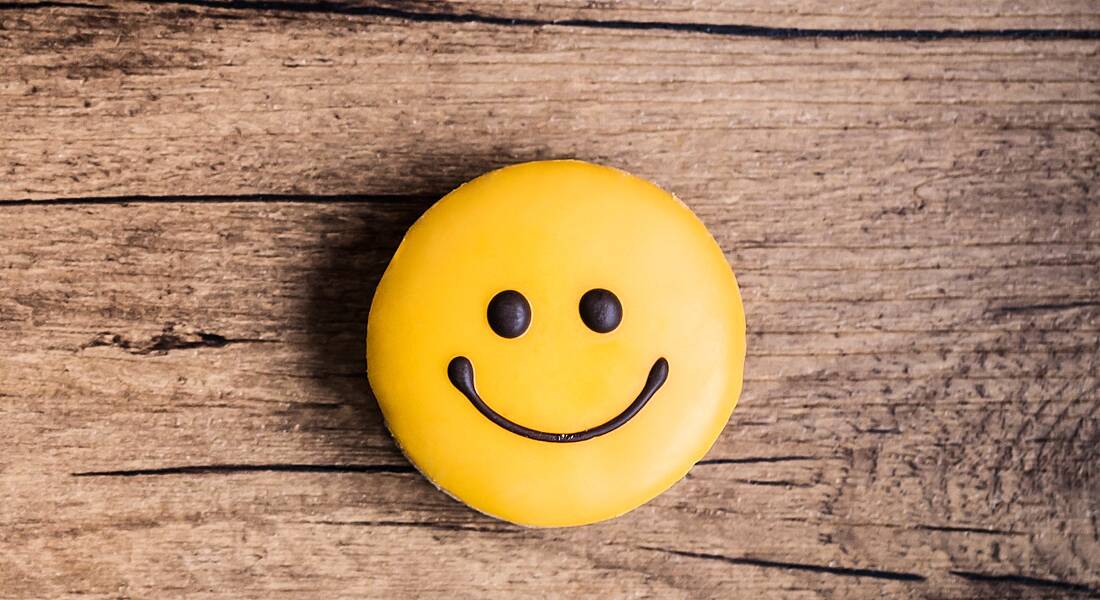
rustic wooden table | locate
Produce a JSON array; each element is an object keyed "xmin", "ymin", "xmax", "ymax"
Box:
[{"xmin": 2, "ymin": 1, "xmax": 1099, "ymax": 598}]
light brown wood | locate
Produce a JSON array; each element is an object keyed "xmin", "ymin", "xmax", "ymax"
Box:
[
  {"xmin": 1, "ymin": 1, "xmax": 1098, "ymax": 598},
  {"xmin": 5, "ymin": 1, "xmax": 1100, "ymax": 203}
]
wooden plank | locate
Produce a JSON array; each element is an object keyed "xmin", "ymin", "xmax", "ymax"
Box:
[
  {"xmin": 1, "ymin": 2, "xmax": 1098, "ymax": 202},
  {"xmin": 1, "ymin": 197, "xmax": 1097, "ymax": 597},
  {"xmin": 1, "ymin": 1, "xmax": 1098, "ymax": 598}
]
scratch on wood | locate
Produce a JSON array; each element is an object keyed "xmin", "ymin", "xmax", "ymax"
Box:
[
  {"xmin": 950, "ymin": 570, "xmax": 1100, "ymax": 596},
  {"xmin": 71, "ymin": 463, "xmax": 415, "ymax": 477},
  {"xmin": 640, "ymin": 546, "xmax": 927, "ymax": 582}
]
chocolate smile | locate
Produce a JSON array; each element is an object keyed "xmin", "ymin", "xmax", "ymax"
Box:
[{"xmin": 447, "ymin": 356, "xmax": 669, "ymax": 443}]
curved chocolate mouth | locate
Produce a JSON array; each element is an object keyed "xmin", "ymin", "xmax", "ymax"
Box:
[{"xmin": 446, "ymin": 356, "xmax": 669, "ymax": 443}]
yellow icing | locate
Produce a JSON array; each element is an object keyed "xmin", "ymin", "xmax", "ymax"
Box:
[{"xmin": 367, "ymin": 160, "xmax": 745, "ymax": 527}]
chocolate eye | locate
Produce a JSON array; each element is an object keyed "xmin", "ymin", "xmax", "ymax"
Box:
[
  {"xmin": 487, "ymin": 290, "xmax": 531, "ymax": 338},
  {"xmin": 579, "ymin": 288, "xmax": 622, "ymax": 333}
]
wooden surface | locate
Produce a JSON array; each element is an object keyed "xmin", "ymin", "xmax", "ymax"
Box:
[{"xmin": 2, "ymin": 1, "xmax": 1099, "ymax": 597}]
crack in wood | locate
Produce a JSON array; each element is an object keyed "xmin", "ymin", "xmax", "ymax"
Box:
[
  {"xmin": 696, "ymin": 455, "xmax": 820, "ymax": 465},
  {"xmin": 639, "ymin": 546, "xmax": 927, "ymax": 582},
  {"xmin": 913, "ymin": 524, "xmax": 1025, "ymax": 537},
  {"xmin": 995, "ymin": 300, "xmax": 1100, "ymax": 314},
  {"xmin": 732, "ymin": 478, "xmax": 814, "ymax": 488},
  {"xmin": 80, "ymin": 326, "xmax": 275, "ymax": 355},
  {"xmin": 0, "ymin": 1, "xmax": 105, "ymax": 9},
  {"xmin": 852, "ymin": 426, "xmax": 903, "ymax": 435},
  {"xmin": 950, "ymin": 570, "xmax": 1100, "ymax": 596},
  {"xmin": 71, "ymin": 463, "xmax": 415, "ymax": 477},
  {"xmin": 306, "ymin": 519, "xmax": 519, "ymax": 534},
  {"xmin": 6, "ymin": 0, "xmax": 1100, "ymax": 40},
  {"xmin": 1, "ymin": 193, "xmax": 435, "ymax": 206}
]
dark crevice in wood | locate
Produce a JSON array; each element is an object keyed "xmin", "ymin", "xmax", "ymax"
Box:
[
  {"xmin": 0, "ymin": 1, "xmax": 105, "ymax": 9},
  {"xmin": 696, "ymin": 455, "xmax": 820, "ymax": 466},
  {"xmin": 281, "ymin": 401, "xmax": 345, "ymax": 410},
  {"xmin": 949, "ymin": 570, "xmax": 1100, "ymax": 596},
  {"xmin": 995, "ymin": 300, "xmax": 1100, "ymax": 314},
  {"xmin": 71, "ymin": 463, "xmax": 415, "ymax": 477},
  {"xmin": 307, "ymin": 519, "xmax": 519, "ymax": 534},
  {"xmin": 1, "ymin": 193, "xmax": 436, "ymax": 207},
  {"xmin": 732, "ymin": 479, "xmax": 814, "ymax": 488},
  {"xmin": 914, "ymin": 524, "xmax": 1025, "ymax": 536},
  {"xmin": 9, "ymin": 0, "xmax": 1100, "ymax": 40},
  {"xmin": 80, "ymin": 327, "xmax": 276, "ymax": 355},
  {"xmin": 852, "ymin": 426, "xmax": 903, "ymax": 435},
  {"xmin": 640, "ymin": 546, "xmax": 927, "ymax": 582}
]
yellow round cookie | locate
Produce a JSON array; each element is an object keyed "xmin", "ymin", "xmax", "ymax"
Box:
[{"xmin": 367, "ymin": 160, "xmax": 745, "ymax": 527}]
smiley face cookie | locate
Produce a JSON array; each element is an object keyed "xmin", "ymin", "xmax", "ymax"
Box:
[{"xmin": 367, "ymin": 160, "xmax": 745, "ymax": 527}]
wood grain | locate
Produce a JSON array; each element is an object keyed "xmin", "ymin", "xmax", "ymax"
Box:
[
  {"xmin": 1, "ymin": 1, "xmax": 1098, "ymax": 598},
  {"xmin": 4, "ymin": 1, "xmax": 1100, "ymax": 202}
]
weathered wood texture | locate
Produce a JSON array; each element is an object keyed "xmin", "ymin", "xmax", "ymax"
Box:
[{"xmin": 1, "ymin": 1, "xmax": 1099, "ymax": 598}]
